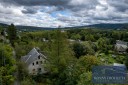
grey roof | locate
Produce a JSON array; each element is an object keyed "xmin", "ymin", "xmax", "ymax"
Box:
[
  {"xmin": 21, "ymin": 48, "xmax": 46, "ymax": 65},
  {"xmin": 115, "ymin": 40, "xmax": 128, "ymax": 52}
]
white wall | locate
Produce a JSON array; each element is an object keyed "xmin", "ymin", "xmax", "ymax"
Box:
[{"xmin": 28, "ymin": 57, "xmax": 47, "ymax": 75}]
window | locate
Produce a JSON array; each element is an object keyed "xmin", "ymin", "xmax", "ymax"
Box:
[
  {"xmin": 32, "ymin": 63, "xmax": 34, "ymax": 66},
  {"xmin": 38, "ymin": 55, "xmax": 40, "ymax": 59},
  {"xmin": 36, "ymin": 61, "xmax": 38, "ymax": 65}
]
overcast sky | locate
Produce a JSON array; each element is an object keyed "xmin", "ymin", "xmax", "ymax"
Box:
[{"xmin": 0, "ymin": 0, "xmax": 128, "ymax": 27}]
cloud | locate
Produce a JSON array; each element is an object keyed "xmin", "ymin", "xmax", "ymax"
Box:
[
  {"xmin": 22, "ymin": 7, "xmax": 38, "ymax": 14},
  {"xmin": 0, "ymin": 0, "xmax": 128, "ymax": 27},
  {"xmin": 1, "ymin": 0, "xmax": 70, "ymax": 7},
  {"xmin": 106, "ymin": 0, "xmax": 128, "ymax": 12}
]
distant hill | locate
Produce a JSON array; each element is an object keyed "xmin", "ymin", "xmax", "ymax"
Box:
[
  {"xmin": 86, "ymin": 23, "xmax": 128, "ymax": 29},
  {"xmin": 16, "ymin": 25, "xmax": 55, "ymax": 31},
  {"xmin": 65, "ymin": 23, "xmax": 128, "ymax": 30},
  {"xmin": 0, "ymin": 23, "xmax": 56, "ymax": 31},
  {"xmin": 0, "ymin": 23, "xmax": 8, "ymax": 27},
  {"xmin": 0, "ymin": 23, "xmax": 128, "ymax": 31}
]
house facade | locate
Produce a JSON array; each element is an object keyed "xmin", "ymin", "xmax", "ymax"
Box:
[{"xmin": 21, "ymin": 48, "xmax": 47, "ymax": 75}]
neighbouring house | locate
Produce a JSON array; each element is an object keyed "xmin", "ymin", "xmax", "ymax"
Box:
[
  {"xmin": 112, "ymin": 54, "xmax": 116, "ymax": 58},
  {"xmin": 68, "ymin": 39, "xmax": 83, "ymax": 44},
  {"xmin": 42, "ymin": 38, "xmax": 49, "ymax": 42},
  {"xmin": 113, "ymin": 63, "xmax": 126, "ymax": 67},
  {"xmin": 21, "ymin": 47, "xmax": 47, "ymax": 75},
  {"xmin": 115, "ymin": 40, "xmax": 128, "ymax": 53},
  {"xmin": 68, "ymin": 39, "xmax": 75, "ymax": 42},
  {"xmin": 61, "ymin": 30, "xmax": 65, "ymax": 33}
]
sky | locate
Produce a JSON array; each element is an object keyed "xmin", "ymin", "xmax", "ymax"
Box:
[{"xmin": 0, "ymin": 0, "xmax": 128, "ymax": 27}]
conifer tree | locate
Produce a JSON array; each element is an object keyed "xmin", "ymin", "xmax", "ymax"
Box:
[
  {"xmin": 46, "ymin": 29, "xmax": 74, "ymax": 84},
  {"xmin": 7, "ymin": 23, "xmax": 17, "ymax": 46}
]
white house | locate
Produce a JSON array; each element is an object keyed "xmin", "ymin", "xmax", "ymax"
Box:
[{"xmin": 21, "ymin": 48, "xmax": 47, "ymax": 75}]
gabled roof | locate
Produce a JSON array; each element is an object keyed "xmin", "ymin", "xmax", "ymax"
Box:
[
  {"xmin": 21, "ymin": 48, "xmax": 46, "ymax": 65},
  {"xmin": 115, "ymin": 40, "xmax": 128, "ymax": 51}
]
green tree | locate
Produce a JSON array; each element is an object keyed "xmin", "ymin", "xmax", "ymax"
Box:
[
  {"xmin": 83, "ymin": 41, "xmax": 96, "ymax": 55},
  {"xmin": 97, "ymin": 37, "xmax": 110, "ymax": 53},
  {"xmin": 64, "ymin": 55, "xmax": 100, "ymax": 85},
  {"xmin": 116, "ymin": 55, "xmax": 125, "ymax": 64},
  {"xmin": 0, "ymin": 43, "xmax": 16, "ymax": 85},
  {"xmin": 85, "ymin": 34, "xmax": 95, "ymax": 41},
  {"xmin": 78, "ymin": 55, "xmax": 100, "ymax": 71},
  {"xmin": 17, "ymin": 61, "xmax": 29, "ymax": 81},
  {"xmin": 7, "ymin": 23, "xmax": 17, "ymax": 46},
  {"xmin": 71, "ymin": 33, "xmax": 81, "ymax": 40},
  {"xmin": 72, "ymin": 42, "xmax": 86, "ymax": 58},
  {"xmin": 0, "ymin": 26, "xmax": 3, "ymax": 32},
  {"xmin": 46, "ymin": 29, "xmax": 74, "ymax": 85},
  {"xmin": 77, "ymin": 72, "xmax": 93, "ymax": 85}
]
